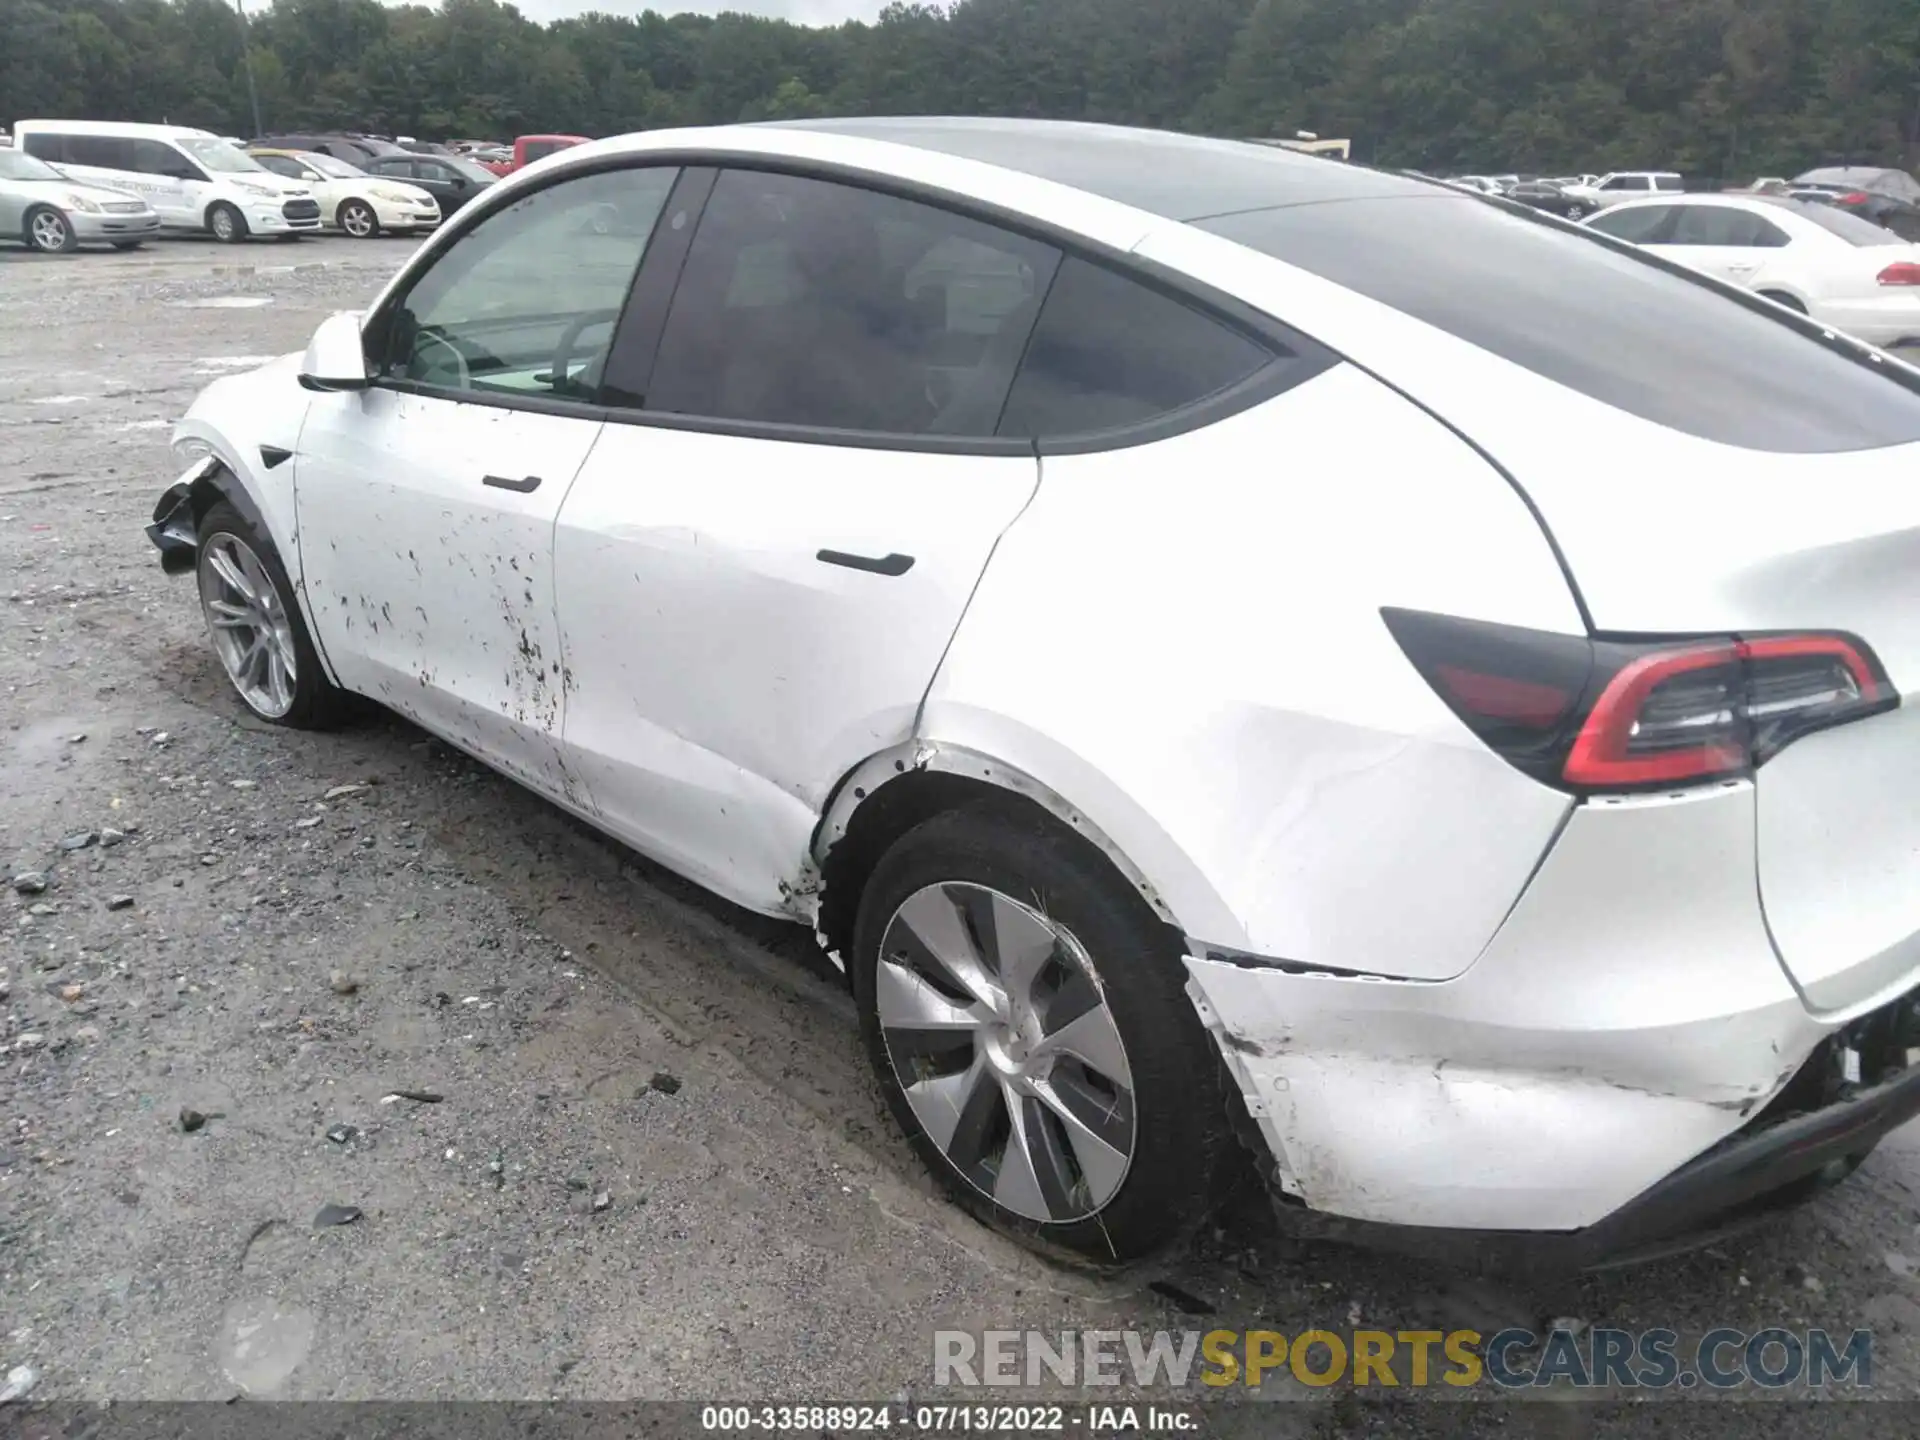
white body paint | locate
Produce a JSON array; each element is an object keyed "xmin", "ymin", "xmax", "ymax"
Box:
[{"xmin": 169, "ymin": 121, "xmax": 1920, "ymax": 1234}]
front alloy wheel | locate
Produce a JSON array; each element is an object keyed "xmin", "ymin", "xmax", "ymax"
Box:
[
  {"xmin": 197, "ymin": 532, "xmax": 298, "ymax": 719},
  {"xmin": 876, "ymin": 882, "xmax": 1136, "ymax": 1223}
]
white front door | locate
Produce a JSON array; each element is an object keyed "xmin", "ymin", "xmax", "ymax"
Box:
[
  {"xmin": 296, "ymin": 391, "xmax": 601, "ymax": 799},
  {"xmin": 294, "ymin": 162, "xmax": 679, "ymax": 802},
  {"xmin": 553, "ymin": 166, "xmax": 1055, "ymax": 911}
]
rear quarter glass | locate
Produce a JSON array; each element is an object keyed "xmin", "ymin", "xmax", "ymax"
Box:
[{"xmin": 1199, "ymin": 195, "xmax": 1920, "ymax": 454}]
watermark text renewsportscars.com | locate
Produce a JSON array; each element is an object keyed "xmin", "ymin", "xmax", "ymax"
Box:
[{"xmin": 933, "ymin": 1326, "xmax": 1873, "ymax": 1390}]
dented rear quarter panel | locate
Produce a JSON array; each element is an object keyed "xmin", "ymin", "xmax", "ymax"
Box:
[{"xmin": 920, "ymin": 361, "xmax": 1583, "ymax": 980}]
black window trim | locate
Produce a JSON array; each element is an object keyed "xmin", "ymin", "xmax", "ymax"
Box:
[{"xmin": 357, "ymin": 146, "xmax": 1339, "ymax": 454}]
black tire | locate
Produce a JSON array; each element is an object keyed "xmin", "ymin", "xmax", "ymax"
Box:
[
  {"xmin": 1760, "ymin": 290, "xmax": 1807, "ymax": 313},
  {"xmin": 110, "ymin": 240, "xmax": 145, "ymax": 251},
  {"xmin": 337, "ymin": 199, "xmax": 379, "ymax": 239},
  {"xmin": 195, "ymin": 498, "xmax": 348, "ymax": 730},
  {"xmin": 24, "ymin": 206, "xmax": 77, "ymax": 254},
  {"xmin": 852, "ymin": 800, "xmax": 1231, "ymax": 1264},
  {"xmin": 206, "ymin": 202, "xmax": 247, "ymax": 244}
]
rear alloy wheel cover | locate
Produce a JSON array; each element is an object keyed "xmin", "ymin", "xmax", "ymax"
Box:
[{"xmin": 875, "ymin": 881, "xmax": 1136, "ymax": 1223}]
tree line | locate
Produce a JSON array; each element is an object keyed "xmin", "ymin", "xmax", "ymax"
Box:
[{"xmin": 5, "ymin": 0, "xmax": 1920, "ymax": 179}]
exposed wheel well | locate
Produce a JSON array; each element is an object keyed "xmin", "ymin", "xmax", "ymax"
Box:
[{"xmin": 814, "ymin": 770, "xmax": 1179, "ymax": 968}]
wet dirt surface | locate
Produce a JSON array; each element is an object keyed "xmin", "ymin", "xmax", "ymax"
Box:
[{"xmin": 1, "ymin": 236, "xmax": 1915, "ymax": 1429}]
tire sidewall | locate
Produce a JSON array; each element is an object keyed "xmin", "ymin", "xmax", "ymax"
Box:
[
  {"xmin": 851, "ymin": 801, "xmax": 1228, "ymax": 1264},
  {"xmin": 195, "ymin": 497, "xmax": 340, "ymax": 728}
]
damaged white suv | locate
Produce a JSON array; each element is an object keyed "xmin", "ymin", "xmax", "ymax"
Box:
[{"xmin": 150, "ymin": 119, "xmax": 1920, "ymax": 1268}]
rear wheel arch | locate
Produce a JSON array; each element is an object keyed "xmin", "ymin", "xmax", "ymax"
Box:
[{"xmin": 813, "ymin": 747, "xmax": 1184, "ymax": 970}]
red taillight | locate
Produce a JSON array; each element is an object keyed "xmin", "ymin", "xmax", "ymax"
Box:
[
  {"xmin": 1878, "ymin": 261, "xmax": 1920, "ymax": 285},
  {"xmin": 1841, "ymin": 191, "xmax": 1872, "ymax": 204},
  {"xmin": 1383, "ymin": 610, "xmax": 1897, "ymax": 794}
]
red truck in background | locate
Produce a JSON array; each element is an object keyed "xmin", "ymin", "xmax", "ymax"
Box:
[{"xmin": 478, "ymin": 134, "xmax": 590, "ymax": 176}]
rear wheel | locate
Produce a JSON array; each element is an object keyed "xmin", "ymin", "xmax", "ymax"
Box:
[
  {"xmin": 25, "ymin": 207, "xmax": 77, "ymax": 254},
  {"xmin": 852, "ymin": 801, "xmax": 1231, "ymax": 1264},
  {"xmin": 337, "ymin": 200, "xmax": 378, "ymax": 238},
  {"xmin": 1760, "ymin": 290, "xmax": 1807, "ymax": 313},
  {"xmin": 195, "ymin": 499, "xmax": 346, "ymax": 729},
  {"xmin": 207, "ymin": 202, "xmax": 247, "ymax": 244}
]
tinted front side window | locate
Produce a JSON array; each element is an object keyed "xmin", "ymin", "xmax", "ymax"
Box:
[
  {"xmin": 21, "ymin": 133, "xmax": 67, "ymax": 163},
  {"xmin": 1586, "ymin": 205, "xmax": 1675, "ymax": 243},
  {"xmin": 385, "ymin": 166, "xmax": 676, "ymax": 399},
  {"xmin": 646, "ymin": 169, "xmax": 1059, "ymax": 436},
  {"xmin": 1202, "ymin": 195, "xmax": 1920, "ymax": 453},
  {"xmin": 998, "ymin": 258, "xmax": 1272, "ymax": 439}
]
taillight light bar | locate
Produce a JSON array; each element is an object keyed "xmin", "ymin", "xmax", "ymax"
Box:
[
  {"xmin": 1877, "ymin": 261, "xmax": 1920, "ymax": 286},
  {"xmin": 1383, "ymin": 609, "xmax": 1898, "ymax": 795}
]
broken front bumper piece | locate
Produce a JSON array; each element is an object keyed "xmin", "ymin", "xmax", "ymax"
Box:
[
  {"xmin": 145, "ymin": 455, "xmax": 218, "ymax": 575},
  {"xmin": 1182, "ymin": 782, "xmax": 1920, "ymax": 1271}
]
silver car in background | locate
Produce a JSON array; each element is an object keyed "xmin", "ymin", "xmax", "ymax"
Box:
[{"xmin": 0, "ymin": 148, "xmax": 160, "ymax": 253}]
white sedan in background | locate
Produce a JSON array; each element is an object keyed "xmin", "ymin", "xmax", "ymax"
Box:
[
  {"xmin": 246, "ymin": 148, "xmax": 440, "ymax": 238},
  {"xmin": 1585, "ymin": 192, "xmax": 1920, "ymax": 347}
]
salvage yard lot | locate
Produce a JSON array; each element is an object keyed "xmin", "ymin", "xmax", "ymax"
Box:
[{"xmin": 3, "ymin": 236, "xmax": 1920, "ymax": 1424}]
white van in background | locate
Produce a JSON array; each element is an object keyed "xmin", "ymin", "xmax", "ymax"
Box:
[{"xmin": 12, "ymin": 120, "xmax": 322, "ymax": 242}]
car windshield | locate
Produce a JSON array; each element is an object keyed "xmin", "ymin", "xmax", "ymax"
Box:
[
  {"xmin": 0, "ymin": 149, "xmax": 62, "ymax": 182},
  {"xmin": 178, "ymin": 137, "xmax": 266, "ymax": 174},
  {"xmin": 308, "ymin": 154, "xmax": 363, "ymax": 179}
]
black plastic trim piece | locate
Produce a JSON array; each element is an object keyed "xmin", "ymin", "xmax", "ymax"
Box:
[
  {"xmin": 601, "ymin": 405, "xmax": 1037, "ymax": 457},
  {"xmin": 259, "ymin": 444, "xmax": 293, "ymax": 470},
  {"xmin": 599, "ymin": 167, "xmax": 718, "ymax": 410},
  {"xmin": 816, "ymin": 549, "xmax": 915, "ymax": 576},
  {"xmin": 482, "ymin": 473, "xmax": 542, "ymax": 493}
]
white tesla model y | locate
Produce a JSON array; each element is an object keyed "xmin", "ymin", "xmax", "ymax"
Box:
[{"xmin": 150, "ymin": 119, "xmax": 1920, "ymax": 1269}]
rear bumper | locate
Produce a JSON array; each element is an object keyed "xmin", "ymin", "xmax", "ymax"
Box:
[
  {"xmin": 1184, "ymin": 780, "xmax": 1919, "ymax": 1264},
  {"xmin": 1265, "ymin": 1025, "xmax": 1920, "ymax": 1275}
]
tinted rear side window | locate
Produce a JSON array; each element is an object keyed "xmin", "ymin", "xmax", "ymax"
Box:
[
  {"xmin": 646, "ymin": 168, "xmax": 1059, "ymax": 437},
  {"xmin": 1201, "ymin": 195, "xmax": 1920, "ymax": 453},
  {"xmin": 997, "ymin": 258, "xmax": 1273, "ymax": 439}
]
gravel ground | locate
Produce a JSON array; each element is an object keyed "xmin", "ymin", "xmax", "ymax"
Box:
[{"xmin": 2, "ymin": 235, "xmax": 1918, "ymax": 1429}]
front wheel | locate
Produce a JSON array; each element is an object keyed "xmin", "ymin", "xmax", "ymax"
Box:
[
  {"xmin": 852, "ymin": 801, "xmax": 1232, "ymax": 1264},
  {"xmin": 207, "ymin": 202, "xmax": 247, "ymax": 244},
  {"xmin": 195, "ymin": 499, "xmax": 347, "ymax": 729},
  {"xmin": 25, "ymin": 207, "xmax": 77, "ymax": 254},
  {"xmin": 337, "ymin": 200, "xmax": 378, "ymax": 238}
]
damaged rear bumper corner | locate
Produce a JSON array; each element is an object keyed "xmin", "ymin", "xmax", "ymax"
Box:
[
  {"xmin": 1180, "ymin": 782, "xmax": 1893, "ymax": 1268},
  {"xmin": 146, "ymin": 456, "xmax": 218, "ymax": 575}
]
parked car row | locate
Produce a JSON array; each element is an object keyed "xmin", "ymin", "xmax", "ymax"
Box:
[
  {"xmin": 1583, "ymin": 191, "xmax": 1920, "ymax": 349},
  {"xmin": 1, "ymin": 119, "xmax": 476, "ymax": 250}
]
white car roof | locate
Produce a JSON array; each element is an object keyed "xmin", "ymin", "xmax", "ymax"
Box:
[{"xmin": 13, "ymin": 119, "xmax": 217, "ymax": 141}]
